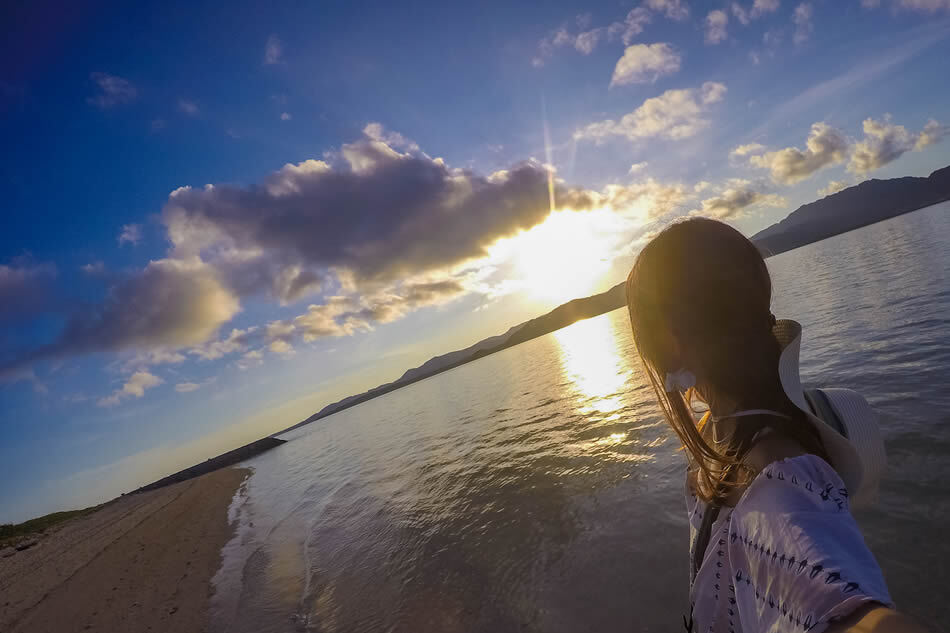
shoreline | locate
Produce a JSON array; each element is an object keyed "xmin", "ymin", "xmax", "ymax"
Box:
[{"xmin": 0, "ymin": 467, "xmax": 249, "ymax": 633}]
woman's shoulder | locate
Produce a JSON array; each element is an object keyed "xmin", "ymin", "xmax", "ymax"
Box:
[{"xmin": 736, "ymin": 453, "xmax": 850, "ymax": 515}]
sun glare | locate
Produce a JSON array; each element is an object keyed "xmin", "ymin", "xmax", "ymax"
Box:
[{"xmin": 488, "ymin": 210, "xmax": 618, "ymax": 305}]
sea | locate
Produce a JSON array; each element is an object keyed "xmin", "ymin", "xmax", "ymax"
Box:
[{"xmin": 211, "ymin": 201, "xmax": 950, "ymax": 633}]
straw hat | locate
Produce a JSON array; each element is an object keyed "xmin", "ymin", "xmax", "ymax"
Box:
[{"xmin": 773, "ymin": 319, "xmax": 886, "ymax": 509}]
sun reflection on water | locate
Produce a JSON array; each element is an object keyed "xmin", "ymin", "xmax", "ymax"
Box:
[{"xmin": 553, "ymin": 315, "xmax": 632, "ymax": 415}]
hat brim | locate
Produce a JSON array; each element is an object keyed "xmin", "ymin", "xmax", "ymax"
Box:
[{"xmin": 773, "ymin": 320, "xmax": 878, "ymax": 508}]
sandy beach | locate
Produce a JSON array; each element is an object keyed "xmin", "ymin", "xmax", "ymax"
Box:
[{"xmin": 0, "ymin": 467, "xmax": 249, "ymax": 633}]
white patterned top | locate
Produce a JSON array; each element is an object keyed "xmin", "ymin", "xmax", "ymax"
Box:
[{"xmin": 686, "ymin": 455, "xmax": 893, "ymax": 633}]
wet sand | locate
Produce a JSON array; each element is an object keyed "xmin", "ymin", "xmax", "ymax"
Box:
[{"xmin": 0, "ymin": 467, "xmax": 249, "ymax": 633}]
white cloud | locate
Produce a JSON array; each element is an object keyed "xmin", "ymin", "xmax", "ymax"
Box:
[
  {"xmin": 268, "ymin": 339, "xmax": 295, "ymax": 356},
  {"xmin": 705, "ymin": 10, "xmax": 729, "ymax": 44},
  {"xmin": 191, "ymin": 327, "xmax": 257, "ymax": 360},
  {"xmin": 264, "ymin": 35, "xmax": 282, "ymax": 64},
  {"xmin": 236, "ymin": 349, "xmax": 263, "ymax": 371},
  {"xmin": 731, "ymin": 142, "xmax": 767, "ymax": 157},
  {"xmin": 81, "ymin": 261, "xmax": 106, "ymax": 275},
  {"xmin": 695, "ymin": 181, "xmax": 787, "ymax": 220},
  {"xmin": 752, "ymin": 0, "xmax": 781, "ymax": 17},
  {"xmin": 576, "ymin": 27, "xmax": 608, "ymax": 54},
  {"xmin": 818, "ymin": 180, "xmax": 850, "ymax": 196},
  {"xmin": 610, "ymin": 43, "xmax": 681, "ymax": 87},
  {"xmin": 644, "ymin": 0, "xmax": 689, "ymax": 20},
  {"xmin": 178, "ymin": 99, "xmax": 199, "ymax": 116},
  {"xmin": 607, "ymin": 8, "xmax": 652, "ymax": 46},
  {"xmin": 916, "ymin": 119, "xmax": 950, "ymax": 148},
  {"xmin": 175, "ymin": 381, "xmax": 201, "ymax": 393},
  {"xmin": 87, "ymin": 73, "xmax": 136, "ymax": 109},
  {"xmin": 748, "ymin": 122, "xmax": 849, "ymax": 184},
  {"xmin": 628, "ymin": 161, "xmax": 649, "ymax": 174},
  {"xmin": 577, "ymin": 82, "xmax": 727, "ymax": 143},
  {"xmin": 98, "ymin": 371, "xmax": 163, "ymax": 407},
  {"xmin": 871, "ymin": 0, "xmax": 950, "ymax": 10},
  {"xmin": 731, "ymin": 2, "xmax": 751, "ymax": 24},
  {"xmin": 792, "ymin": 3, "xmax": 814, "ymax": 45},
  {"xmin": 848, "ymin": 116, "xmax": 948, "ymax": 174},
  {"xmin": 118, "ymin": 223, "xmax": 142, "ymax": 246},
  {"xmin": 280, "ymin": 112, "xmax": 292, "ymax": 121},
  {"xmin": 363, "ymin": 122, "xmax": 419, "ymax": 151}
]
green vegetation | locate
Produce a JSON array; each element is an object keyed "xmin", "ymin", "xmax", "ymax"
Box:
[{"xmin": 0, "ymin": 505, "xmax": 103, "ymax": 549}]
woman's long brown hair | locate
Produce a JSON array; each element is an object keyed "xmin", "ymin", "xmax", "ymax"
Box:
[{"xmin": 626, "ymin": 217, "xmax": 827, "ymax": 505}]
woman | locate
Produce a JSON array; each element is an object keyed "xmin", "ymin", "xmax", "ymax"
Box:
[{"xmin": 625, "ymin": 218, "xmax": 927, "ymax": 633}]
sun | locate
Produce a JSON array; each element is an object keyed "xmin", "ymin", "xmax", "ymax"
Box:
[{"xmin": 488, "ymin": 209, "xmax": 617, "ymax": 305}]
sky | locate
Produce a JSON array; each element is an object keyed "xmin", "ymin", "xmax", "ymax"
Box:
[{"xmin": 2, "ymin": 0, "xmax": 950, "ymax": 523}]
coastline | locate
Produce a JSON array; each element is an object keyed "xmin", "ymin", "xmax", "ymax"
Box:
[{"xmin": 0, "ymin": 467, "xmax": 249, "ymax": 633}]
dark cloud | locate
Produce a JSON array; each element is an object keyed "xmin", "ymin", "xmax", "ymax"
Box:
[
  {"xmin": 163, "ymin": 138, "xmax": 599, "ymax": 293},
  {"xmin": 0, "ymin": 260, "xmax": 57, "ymax": 324},
  {"xmin": 2, "ymin": 258, "xmax": 238, "ymax": 374}
]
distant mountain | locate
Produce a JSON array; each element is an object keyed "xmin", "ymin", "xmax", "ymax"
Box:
[
  {"xmin": 280, "ymin": 164, "xmax": 950, "ymax": 434},
  {"xmin": 277, "ymin": 283, "xmax": 627, "ymax": 433},
  {"xmin": 752, "ymin": 165, "xmax": 950, "ymax": 255}
]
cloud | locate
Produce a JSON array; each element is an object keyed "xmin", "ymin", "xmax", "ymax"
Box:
[
  {"xmin": 792, "ymin": 3, "xmax": 814, "ymax": 44},
  {"xmin": 98, "ymin": 371, "xmax": 163, "ymax": 407},
  {"xmin": 610, "ymin": 43, "xmax": 681, "ymax": 86},
  {"xmin": 81, "ymin": 261, "xmax": 106, "ymax": 275},
  {"xmin": 20, "ymin": 258, "xmax": 240, "ymax": 369},
  {"xmin": 917, "ymin": 119, "xmax": 950, "ymax": 148},
  {"xmin": 0, "ymin": 260, "xmax": 56, "ymax": 324},
  {"xmin": 532, "ymin": 19, "xmax": 612, "ymax": 66},
  {"xmin": 118, "ymin": 223, "xmax": 142, "ymax": 245},
  {"xmin": 818, "ymin": 180, "xmax": 850, "ymax": 196},
  {"xmin": 731, "ymin": 2, "xmax": 751, "ymax": 24},
  {"xmin": 268, "ymin": 339, "xmax": 295, "ymax": 357},
  {"xmin": 867, "ymin": 0, "xmax": 950, "ymax": 10},
  {"xmin": 190, "ymin": 326, "xmax": 257, "ymax": 360},
  {"xmin": 628, "ymin": 162, "xmax": 649, "ymax": 174},
  {"xmin": 601, "ymin": 179, "xmax": 694, "ymax": 222},
  {"xmin": 175, "ymin": 376, "xmax": 216, "ymax": 393},
  {"xmin": 705, "ymin": 10, "xmax": 729, "ymax": 44},
  {"xmin": 162, "ymin": 134, "xmax": 600, "ymax": 296},
  {"xmin": 178, "ymin": 99, "xmax": 199, "ymax": 116},
  {"xmin": 731, "ymin": 142, "xmax": 766, "ymax": 157},
  {"xmin": 290, "ymin": 279, "xmax": 468, "ymax": 343},
  {"xmin": 694, "ymin": 180, "xmax": 786, "ymax": 220},
  {"xmin": 751, "ymin": 0, "xmax": 781, "ymax": 17},
  {"xmin": 644, "ymin": 0, "xmax": 689, "ymax": 20},
  {"xmin": 848, "ymin": 116, "xmax": 948, "ymax": 174},
  {"xmin": 533, "ymin": 0, "xmax": 693, "ymax": 66},
  {"xmin": 576, "ymin": 82, "xmax": 726, "ymax": 143},
  {"xmin": 2, "ymin": 126, "xmax": 696, "ymax": 379},
  {"xmin": 748, "ymin": 122, "xmax": 848, "ymax": 184},
  {"xmin": 87, "ymin": 73, "xmax": 136, "ymax": 109},
  {"xmin": 363, "ymin": 122, "xmax": 419, "ymax": 151},
  {"xmin": 607, "ymin": 8, "xmax": 652, "ymax": 46},
  {"xmin": 280, "ymin": 112, "xmax": 292, "ymax": 121},
  {"xmin": 264, "ymin": 35, "xmax": 282, "ymax": 64},
  {"xmin": 236, "ymin": 349, "xmax": 263, "ymax": 370}
]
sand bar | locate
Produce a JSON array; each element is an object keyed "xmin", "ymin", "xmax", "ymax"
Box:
[{"xmin": 0, "ymin": 467, "xmax": 249, "ymax": 633}]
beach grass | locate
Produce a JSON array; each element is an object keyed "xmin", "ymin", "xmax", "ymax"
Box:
[{"xmin": 0, "ymin": 505, "xmax": 103, "ymax": 549}]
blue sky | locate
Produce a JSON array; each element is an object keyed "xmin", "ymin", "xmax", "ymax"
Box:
[{"xmin": 2, "ymin": 0, "xmax": 949, "ymax": 522}]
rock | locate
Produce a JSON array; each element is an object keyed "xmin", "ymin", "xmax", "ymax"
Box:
[
  {"xmin": 1, "ymin": 547, "xmax": 15, "ymax": 558},
  {"xmin": 14, "ymin": 539, "xmax": 38, "ymax": 551}
]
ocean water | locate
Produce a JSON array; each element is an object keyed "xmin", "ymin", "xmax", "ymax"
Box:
[{"xmin": 212, "ymin": 202, "xmax": 950, "ymax": 633}]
